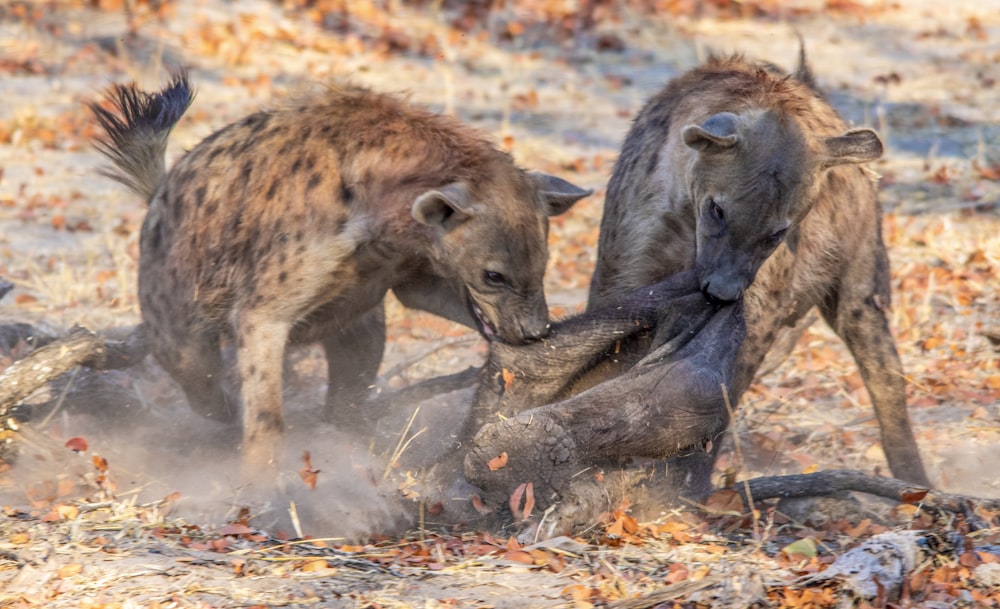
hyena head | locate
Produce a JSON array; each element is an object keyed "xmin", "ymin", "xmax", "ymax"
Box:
[
  {"xmin": 682, "ymin": 109, "xmax": 883, "ymax": 302},
  {"xmin": 412, "ymin": 171, "xmax": 590, "ymax": 344}
]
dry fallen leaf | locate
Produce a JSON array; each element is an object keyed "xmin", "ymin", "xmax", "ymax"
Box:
[
  {"xmin": 605, "ymin": 517, "xmax": 624, "ymax": 537},
  {"xmin": 509, "ymin": 482, "xmax": 527, "ymax": 517},
  {"xmin": 959, "ymin": 551, "xmax": 982, "ymax": 568},
  {"xmin": 471, "ymin": 494, "xmax": 492, "ymax": 515},
  {"xmin": 703, "ymin": 489, "xmax": 744, "ymax": 514},
  {"xmin": 299, "ymin": 558, "xmax": 330, "ymax": 572},
  {"xmin": 503, "ymin": 549, "xmax": 534, "ymax": 564},
  {"xmin": 900, "ymin": 487, "xmax": 929, "ymax": 504},
  {"xmin": 487, "ymin": 452, "xmax": 508, "ymax": 471},
  {"xmin": 522, "ymin": 482, "xmax": 535, "ymax": 520},
  {"xmin": 922, "ymin": 336, "xmax": 945, "ymax": 351},
  {"xmin": 973, "ymin": 159, "xmax": 1000, "ymax": 180},
  {"xmin": 656, "ymin": 520, "xmax": 696, "ymax": 544},
  {"xmin": 562, "ymin": 584, "xmax": 593, "ymax": 603},
  {"xmin": 846, "ymin": 518, "xmax": 873, "ymax": 538},
  {"xmin": 781, "ymin": 536, "xmax": 818, "ymax": 561},
  {"xmin": 57, "ymin": 504, "xmax": 79, "ymax": 520},
  {"xmin": 10, "ymin": 532, "xmax": 30, "ymax": 544},
  {"xmin": 219, "ymin": 523, "xmax": 253, "ymax": 537},
  {"xmin": 64, "ymin": 436, "xmax": 88, "ymax": 452},
  {"xmin": 501, "ymin": 368, "xmax": 515, "ymax": 390},
  {"xmin": 299, "ymin": 450, "xmax": 320, "ymax": 490},
  {"xmin": 654, "ymin": 562, "xmax": 686, "ymax": 585}
]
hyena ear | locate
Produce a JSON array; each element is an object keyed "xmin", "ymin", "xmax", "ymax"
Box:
[
  {"xmin": 819, "ymin": 128, "xmax": 884, "ymax": 168},
  {"xmin": 412, "ymin": 182, "xmax": 475, "ymax": 231},
  {"xmin": 529, "ymin": 172, "xmax": 592, "ymax": 216},
  {"xmin": 682, "ymin": 112, "xmax": 740, "ymax": 152}
]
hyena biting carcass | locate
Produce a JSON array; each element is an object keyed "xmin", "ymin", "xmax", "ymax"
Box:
[
  {"xmin": 91, "ymin": 74, "xmax": 590, "ymax": 478},
  {"xmin": 589, "ymin": 54, "xmax": 930, "ymax": 487},
  {"xmin": 463, "ymin": 271, "xmax": 745, "ymax": 520}
]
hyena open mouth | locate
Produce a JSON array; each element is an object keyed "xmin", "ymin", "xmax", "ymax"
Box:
[{"xmin": 469, "ymin": 298, "xmax": 497, "ymax": 341}]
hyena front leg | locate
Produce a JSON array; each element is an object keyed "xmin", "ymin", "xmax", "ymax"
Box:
[
  {"xmin": 820, "ymin": 252, "xmax": 930, "ymax": 487},
  {"xmin": 322, "ymin": 304, "xmax": 386, "ymax": 431},
  {"xmin": 235, "ymin": 312, "xmax": 292, "ymax": 479}
]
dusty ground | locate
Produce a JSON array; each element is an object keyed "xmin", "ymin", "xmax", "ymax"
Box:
[{"xmin": 1, "ymin": 0, "xmax": 999, "ymax": 607}]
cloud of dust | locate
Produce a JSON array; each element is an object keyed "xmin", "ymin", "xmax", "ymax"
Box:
[
  {"xmin": 931, "ymin": 441, "xmax": 1000, "ymax": 499},
  {"xmin": 3, "ymin": 364, "xmax": 478, "ymax": 541}
]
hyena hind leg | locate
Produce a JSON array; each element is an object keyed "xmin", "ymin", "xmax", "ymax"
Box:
[{"xmin": 321, "ymin": 305, "xmax": 387, "ymax": 432}]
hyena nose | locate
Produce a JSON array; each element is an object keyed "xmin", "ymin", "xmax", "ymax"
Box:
[
  {"xmin": 521, "ymin": 317, "xmax": 550, "ymax": 342},
  {"xmin": 701, "ymin": 278, "xmax": 743, "ymax": 303}
]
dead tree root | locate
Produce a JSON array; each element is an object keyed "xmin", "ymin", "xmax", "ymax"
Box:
[{"xmin": 737, "ymin": 469, "xmax": 1000, "ymax": 513}]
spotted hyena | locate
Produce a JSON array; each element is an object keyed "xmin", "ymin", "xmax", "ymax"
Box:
[
  {"xmin": 589, "ymin": 53, "xmax": 929, "ymax": 487},
  {"xmin": 90, "ymin": 74, "xmax": 590, "ymax": 477}
]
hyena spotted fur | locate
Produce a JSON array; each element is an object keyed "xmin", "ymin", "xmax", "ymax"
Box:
[
  {"xmin": 590, "ymin": 54, "xmax": 930, "ymax": 487},
  {"xmin": 91, "ymin": 74, "xmax": 589, "ymax": 477}
]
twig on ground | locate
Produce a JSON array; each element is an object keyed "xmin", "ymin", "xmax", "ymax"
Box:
[
  {"xmin": 382, "ymin": 406, "xmax": 426, "ymax": 481},
  {"xmin": 735, "ymin": 469, "xmax": 1000, "ymax": 512}
]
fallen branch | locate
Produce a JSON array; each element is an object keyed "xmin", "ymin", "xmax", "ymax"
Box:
[
  {"xmin": 0, "ymin": 326, "xmax": 103, "ymax": 415},
  {"xmin": 0, "ymin": 325, "xmax": 148, "ymax": 420},
  {"xmin": 738, "ymin": 469, "xmax": 1000, "ymax": 512}
]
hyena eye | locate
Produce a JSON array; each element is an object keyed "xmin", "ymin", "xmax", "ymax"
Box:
[
  {"xmin": 483, "ymin": 270, "xmax": 507, "ymax": 287},
  {"xmin": 710, "ymin": 199, "xmax": 725, "ymax": 223},
  {"xmin": 768, "ymin": 227, "xmax": 788, "ymax": 245}
]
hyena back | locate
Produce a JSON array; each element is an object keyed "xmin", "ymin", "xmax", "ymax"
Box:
[
  {"xmin": 91, "ymin": 74, "xmax": 589, "ymax": 477},
  {"xmin": 590, "ymin": 54, "xmax": 929, "ymax": 487}
]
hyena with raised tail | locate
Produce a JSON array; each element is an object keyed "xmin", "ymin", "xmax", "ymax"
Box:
[{"xmin": 91, "ymin": 74, "xmax": 589, "ymax": 478}]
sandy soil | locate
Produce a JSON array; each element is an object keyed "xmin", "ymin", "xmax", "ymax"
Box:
[{"xmin": 1, "ymin": 0, "xmax": 999, "ymax": 606}]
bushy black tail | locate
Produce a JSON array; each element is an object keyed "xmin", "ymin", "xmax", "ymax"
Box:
[{"xmin": 90, "ymin": 73, "xmax": 194, "ymax": 202}]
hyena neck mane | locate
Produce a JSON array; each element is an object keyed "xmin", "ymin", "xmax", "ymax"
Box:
[
  {"xmin": 303, "ymin": 86, "xmax": 525, "ymax": 250},
  {"xmin": 306, "ymin": 86, "xmax": 503, "ymax": 195}
]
